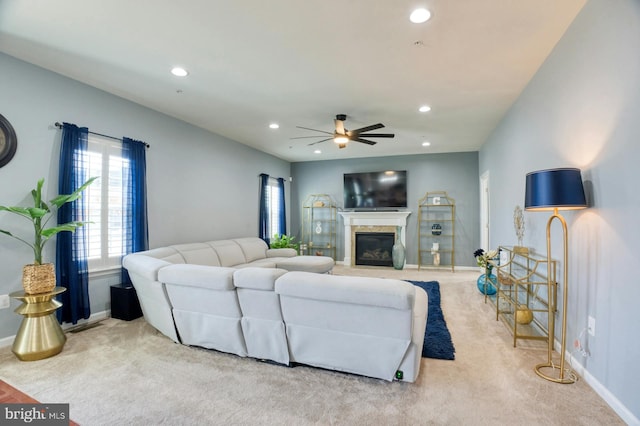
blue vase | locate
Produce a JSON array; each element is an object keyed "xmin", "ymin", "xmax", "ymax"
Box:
[
  {"xmin": 392, "ymin": 226, "xmax": 405, "ymax": 270},
  {"xmin": 477, "ymin": 272, "xmax": 497, "ymax": 295}
]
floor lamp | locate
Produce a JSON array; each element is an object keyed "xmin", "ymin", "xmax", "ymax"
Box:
[{"xmin": 524, "ymin": 168, "xmax": 587, "ymax": 384}]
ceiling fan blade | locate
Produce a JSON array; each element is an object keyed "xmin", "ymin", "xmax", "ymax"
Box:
[
  {"xmin": 296, "ymin": 126, "xmax": 333, "ymax": 135},
  {"xmin": 352, "ymin": 137, "xmax": 377, "ymax": 146},
  {"xmin": 307, "ymin": 138, "xmax": 332, "ymax": 146},
  {"xmin": 290, "ymin": 135, "xmax": 332, "ymax": 140},
  {"xmin": 358, "ymin": 133, "xmax": 395, "ymax": 138},
  {"xmin": 350, "ymin": 123, "xmax": 384, "ymax": 134},
  {"xmin": 334, "ymin": 119, "xmax": 345, "ymax": 135}
]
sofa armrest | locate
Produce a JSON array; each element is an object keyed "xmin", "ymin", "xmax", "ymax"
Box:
[
  {"xmin": 266, "ymin": 248, "xmax": 297, "ymax": 258},
  {"xmin": 158, "ymin": 264, "xmax": 236, "ymax": 290},
  {"xmin": 123, "ymin": 254, "xmax": 172, "ymax": 282}
]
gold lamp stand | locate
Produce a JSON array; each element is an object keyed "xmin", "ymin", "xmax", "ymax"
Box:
[
  {"xmin": 525, "ymin": 167, "xmax": 587, "ymax": 384},
  {"xmin": 534, "ymin": 210, "xmax": 577, "ymax": 384}
]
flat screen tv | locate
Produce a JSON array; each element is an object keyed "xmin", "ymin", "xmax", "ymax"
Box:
[{"xmin": 344, "ymin": 170, "xmax": 407, "ymax": 210}]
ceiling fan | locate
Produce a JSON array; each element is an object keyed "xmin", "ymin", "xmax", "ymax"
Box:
[{"xmin": 292, "ymin": 114, "xmax": 395, "ymax": 149}]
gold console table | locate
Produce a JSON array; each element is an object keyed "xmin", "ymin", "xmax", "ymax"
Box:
[{"xmin": 10, "ymin": 287, "xmax": 67, "ymax": 361}]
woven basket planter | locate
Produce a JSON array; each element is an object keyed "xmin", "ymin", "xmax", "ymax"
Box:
[{"xmin": 22, "ymin": 263, "xmax": 56, "ymax": 294}]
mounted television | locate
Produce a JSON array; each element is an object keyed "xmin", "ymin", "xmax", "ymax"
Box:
[{"xmin": 344, "ymin": 170, "xmax": 407, "ymax": 210}]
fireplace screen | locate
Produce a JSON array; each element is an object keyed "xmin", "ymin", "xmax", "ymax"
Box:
[{"xmin": 355, "ymin": 232, "xmax": 395, "ymax": 267}]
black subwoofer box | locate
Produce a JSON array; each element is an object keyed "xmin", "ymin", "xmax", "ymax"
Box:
[{"xmin": 110, "ymin": 284, "xmax": 143, "ymax": 321}]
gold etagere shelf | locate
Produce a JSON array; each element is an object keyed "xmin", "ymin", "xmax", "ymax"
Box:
[
  {"xmin": 417, "ymin": 191, "xmax": 455, "ymax": 272},
  {"xmin": 300, "ymin": 194, "xmax": 337, "ymax": 260},
  {"xmin": 489, "ymin": 246, "xmax": 557, "ymax": 348}
]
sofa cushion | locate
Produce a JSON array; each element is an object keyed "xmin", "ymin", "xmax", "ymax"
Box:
[
  {"xmin": 276, "ymin": 271, "xmax": 414, "ymax": 310},
  {"xmin": 137, "ymin": 247, "xmax": 185, "ymax": 264},
  {"xmin": 241, "ymin": 259, "xmax": 277, "ymax": 269},
  {"xmin": 171, "ymin": 243, "xmax": 221, "ymax": 266},
  {"xmin": 266, "ymin": 248, "xmax": 297, "ymax": 258},
  {"xmin": 275, "ymin": 256, "xmax": 334, "ymax": 274},
  {"xmin": 234, "ymin": 267, "xmax": 288, "ymax": 291},
  {"xmin": 158, "ymin": 264, "xmax": 236, "ymax": 290},
  {"xmin": 233, "ymin": 238, "xmax": 268, "ymax": 263},
  {"xmin": 207, "ymin": 240, "xmax": 247, "ymax": 267}
]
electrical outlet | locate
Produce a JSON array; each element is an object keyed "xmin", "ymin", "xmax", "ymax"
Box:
[
  {"xmin": 588, "ymin": 316, "xmax": 596, "ymax": 336},
  {"xmin": 0, "ymin": 294, "xmax": 10, "ymax": 310}
]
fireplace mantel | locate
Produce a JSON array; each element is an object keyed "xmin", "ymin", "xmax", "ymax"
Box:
[{"xmin": 338, "ymin": 211, "xmax": 411, "ymax": 266}]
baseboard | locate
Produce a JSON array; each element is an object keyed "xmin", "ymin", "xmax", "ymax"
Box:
[
  {"xmin": 0, "ymin": 335, "xmax": 13, "ymax": 349},
  {"xmin": 558, "ymin": 338, "xmax": 639, "ymax": 425},
  {"xmin": 0, "ymin": 309, "xmax": 110, "ymax": 349}
]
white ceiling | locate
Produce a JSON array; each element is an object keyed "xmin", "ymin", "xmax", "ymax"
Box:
[{"xmin": 0, "ymin": 0, "xmax": 585, "ymax": 162}]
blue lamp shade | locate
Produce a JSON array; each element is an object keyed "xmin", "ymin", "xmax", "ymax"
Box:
[{"xmin": 525, "ymin": 168, "xmax": 587, "ymax": 211}]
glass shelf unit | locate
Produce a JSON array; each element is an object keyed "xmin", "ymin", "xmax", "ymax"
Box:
[
  {"xmin": 418, "ymin": 191, "xmax": 455, "ymax": 272},
  {"xmin": 301, "ymin": 194, "xmax": 337, "ymax": 260},
  {"xmin": 490, "ymin": 246, "xmax": 557, "ymax": 347}
]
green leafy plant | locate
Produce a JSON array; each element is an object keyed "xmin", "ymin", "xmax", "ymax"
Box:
[
  {"xmin": 270, "ymin": 234, "xmax": 299, "ymax": 251},
  {"xmin": 0, "ymin": 177, "xmax": 97, "ymax": 265}
]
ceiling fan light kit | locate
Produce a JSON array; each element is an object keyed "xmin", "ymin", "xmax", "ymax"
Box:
[
  {"xmin": 334, "ymin": 135, "xmax": 349, "ymax": 144},
  {"xmin": 293, "ymin": 114, "xmax": 395, "ymax": 150}
]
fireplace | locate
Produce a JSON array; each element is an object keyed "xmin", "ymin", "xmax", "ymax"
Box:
[
  {"xmin": 338, "ymin": 211, "xmax": 411, "ymax": 266},
  {"xmin": 355, "ymin": 232, "xmax": 395, "ymax": 267}
]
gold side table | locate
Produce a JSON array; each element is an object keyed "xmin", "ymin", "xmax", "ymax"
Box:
[{"xmin": 10, "ymin": 287, "xmax": 67, "ymax": 361}]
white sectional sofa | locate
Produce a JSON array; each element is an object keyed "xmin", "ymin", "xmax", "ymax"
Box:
[
  {"xmin": 122, "ymin": 238, "xmax": 428, "ymax": 382},
  {"xmin": 122, "ymin": 238, "xmax": 334, "ymax": 343}
]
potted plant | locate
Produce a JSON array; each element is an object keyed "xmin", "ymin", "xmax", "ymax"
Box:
[
  {"xmin": 270, "ymin": 234, "xmax": 299, "ymax": 251},
  {"xmin": 0, "ymin": 177, "xmax": 97, "ymax": 294}
]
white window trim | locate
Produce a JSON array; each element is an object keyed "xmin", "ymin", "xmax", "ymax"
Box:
[{"xmin": 85, "ymin": 134, "xmax": 128, "ymax": 272}]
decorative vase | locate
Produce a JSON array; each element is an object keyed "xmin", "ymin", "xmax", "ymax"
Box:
[
  {"xmin": 516, "ymin": 304, "xmax": 534, "ymax": 324},
  {"xmin": 476, "ymin": 268, "xmax": 497, "ymax": 295},
  {"xmin": 431, "ymin": 223, "xmax": 442, "ymax": 235},
  {"xmin": 392, "ymin": 226, "xmax": 405, "ymax": 270},
  {"xmin": 22, "ymin": 263, "xmax": 56, "ymax": 294}
]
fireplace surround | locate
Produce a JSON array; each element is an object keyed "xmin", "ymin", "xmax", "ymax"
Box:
[{"xmin": 338, "ymin": 211, "xmax": 411, "ymax": 266}]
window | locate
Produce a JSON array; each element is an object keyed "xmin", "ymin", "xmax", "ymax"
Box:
[
  {"xmin": 265, "ymin": 177, "xmax": 283, "ymax": 239},
  {"xmin": 84, "ymin": 135, "xmax": 129, "ymax": 270}
]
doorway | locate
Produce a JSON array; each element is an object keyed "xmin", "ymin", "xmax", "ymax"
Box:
[{"xmin": 480, "ymin": 171, "xmax": 490, "ymax": 250}]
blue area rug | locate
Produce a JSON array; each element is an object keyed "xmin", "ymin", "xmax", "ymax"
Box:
[{"xmin": 408, "ymin": 280, "xmax": 456, "ymax": 360}]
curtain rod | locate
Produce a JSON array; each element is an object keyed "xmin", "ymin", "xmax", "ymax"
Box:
[{"xmin": 54, "ymin": 122, "xmax": 150, "ymax": 148}]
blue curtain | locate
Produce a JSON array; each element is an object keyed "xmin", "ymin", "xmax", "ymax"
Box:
[
  {"xmin": 56, "ymin": 123, "xmax": 91, "ymax": 324},
  {"xmin": 121, "ymin": 137, "xmax": 149, "ymax": 285},
  {"xmin": 277, "ymin": 177, "xmax": 286, "ymax": 235},
  {"xmin": 258, "ymin": 173, "xmax": 270, "ymax": 244}
]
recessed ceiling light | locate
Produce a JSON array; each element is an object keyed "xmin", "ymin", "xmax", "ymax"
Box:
[
  {"xmin": 314, "ymin": 150, "xmax": 322, "ymax": 154},
  {"xmin": 419, "ymin": 105, "xmax": 431, "ymax": 113},
  {"xmin": 171, "ymin": 67, "xmax": 189, "ymax": 77},
  {"xmin": 410, "ymin": 8, "xmax": 431, "ymax": 24},
  {"xmin": 269, "ymin": 123, "xmax": 280, "ymax": 129},
  {"xmin": 422, "ymin": 141, "xmax": 431, "ymax": 147}
]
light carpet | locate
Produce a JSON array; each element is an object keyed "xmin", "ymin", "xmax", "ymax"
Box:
[{"xmin": 0, "ymin": 266, "xmax": 624, "ymax": 425}]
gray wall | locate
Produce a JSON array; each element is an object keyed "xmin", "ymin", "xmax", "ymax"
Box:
[
  {"xmin": 290, "ymin": 152, "xmax": 480, "ymax": 266},
  {"xmin": 479, "ymin": 0, "xmax": 639, "ymax": 422},
  {"xmin": 0, "ymin": 53, "xmax": 290, "ymax": 339}
]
